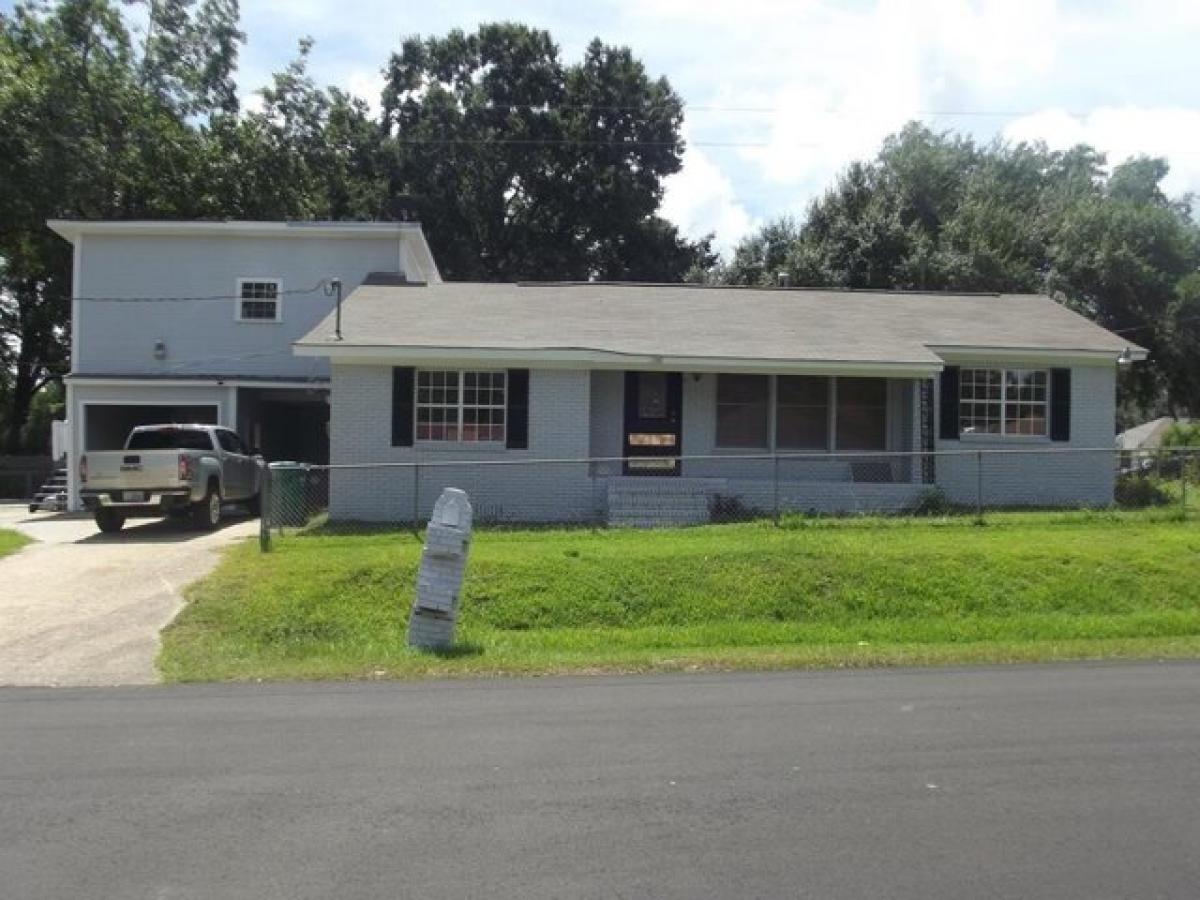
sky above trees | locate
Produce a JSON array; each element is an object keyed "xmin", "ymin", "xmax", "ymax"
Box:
[{"xmin": 62, "ymin": 0, "xmax": 1200, "ymax": 252}]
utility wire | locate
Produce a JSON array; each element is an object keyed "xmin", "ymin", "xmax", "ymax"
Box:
[
  {"xmin": 393, "ymin": 137, "xmax": 764, "ymax": 147},
  {"xmin": 1111, "ymin": 314, "xmax": 1200, "ymax": 335},
  {"xmin": 74, "ymin": 279, "xmax": 331, "ymax": 303},
  {"xmin": 407, "ymin": 101, "xmax": 1159, "ymax": 119}
]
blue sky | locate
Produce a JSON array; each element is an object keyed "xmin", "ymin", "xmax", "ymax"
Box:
[{"xmin": 13, "ymin": 0, "xmax": 1200, "ymax": 252}]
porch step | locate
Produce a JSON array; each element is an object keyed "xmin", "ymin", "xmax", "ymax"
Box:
[
  {"xmin": 28, "ymin": 467, "xmax": 68, "ymax": 513},
  {"xmin": 605, "ymin": 477, "xmax": 725, "ymax": 527}
]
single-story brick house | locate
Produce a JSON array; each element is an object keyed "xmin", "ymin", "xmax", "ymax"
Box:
[{"xmin": 295, "ymin": 281, "xmax": 1145, "ymax": 524}]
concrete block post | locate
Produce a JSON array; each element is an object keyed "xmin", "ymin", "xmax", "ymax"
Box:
[{"xmin": 407, "ymin": 488, "xmax": 473, "ymax": 650}]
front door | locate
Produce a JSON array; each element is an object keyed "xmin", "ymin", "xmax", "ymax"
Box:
[{"xmin": 623, "ymin": 371, "xmax": 683, "ymax": 475}]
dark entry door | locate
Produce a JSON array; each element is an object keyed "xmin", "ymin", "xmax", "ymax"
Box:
[{"xmin": 623, "ymin": 371, "xmax": 683, "ymax": 475}]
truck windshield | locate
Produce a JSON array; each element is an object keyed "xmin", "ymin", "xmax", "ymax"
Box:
[{"xmin": 127, "ymin": 428, "xmax": 213, "ymax": 451}]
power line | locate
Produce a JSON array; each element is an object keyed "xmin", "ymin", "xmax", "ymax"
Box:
[
  {"xmin": 1111, "ymin": 314, "xmax": 1200, "ymax": 335},
  {"xmin": 393, "ymin": 137, "xmax": 767, "ymax": 147},
  {"xmin": 412, "ymin": 101, "xmax": 1152, "ymax": 119},
  {"xmin": 74, "ymin": 279, "xmax": 331, "ymax": 303}
]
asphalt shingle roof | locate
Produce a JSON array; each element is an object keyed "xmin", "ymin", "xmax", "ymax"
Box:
[{"xmin": 295, "ymin": 282, "xmax": 1140, "ymax": 366}]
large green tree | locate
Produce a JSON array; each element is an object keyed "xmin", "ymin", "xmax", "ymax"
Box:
[
  {"xmin": 721, "ymin": 124, "xmax": 1200, "ymax": 418},
  {"xmin": 0, "ymin": 0, "xmax": 241, "ymax": 452},
  {"xmin": 381, "ymin": 24, "xmax": 713, "ymax": 281},
  {"xmin": 1, "ymin": 8, "xmax": 707, "ymax": 452}
]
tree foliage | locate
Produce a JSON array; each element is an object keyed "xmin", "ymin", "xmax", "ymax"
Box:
[
  {"xmin": 0, "ymin": 5, "xmax": 706, "ymax": 451},
  {"xmin": 721, "ymin": 124, "xmax": 1200, "ymax": 418},
  {"xmin": 381, "ymin": 24, "xmax": 713, "ymax": 280}
]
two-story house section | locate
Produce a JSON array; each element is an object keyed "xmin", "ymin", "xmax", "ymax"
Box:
[{"xmin": 49, "ymin": 220, "xmax": 441, "ymax": 510}]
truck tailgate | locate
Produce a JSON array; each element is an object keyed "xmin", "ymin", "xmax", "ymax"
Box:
[{"xmin": 85, "ymin": 450, "xmax": 186, "ymax": 491}]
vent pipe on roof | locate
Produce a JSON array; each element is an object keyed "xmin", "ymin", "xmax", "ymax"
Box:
[{"xmin": 324, "ymin": 278, "xmax": 343, "ymax": 340}]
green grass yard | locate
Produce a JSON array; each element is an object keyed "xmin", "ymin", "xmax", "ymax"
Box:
[
  {"xmin": 0, "ymin": 528, "xmax": 30, "ymax": 560},
  {"xmin": 159, "ymin": 506, "xmax": 1200, "ymax": 682}
]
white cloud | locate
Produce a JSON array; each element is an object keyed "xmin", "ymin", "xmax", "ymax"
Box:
[
  {"xmin": 1005, "ymin": 107, "xmax": 1200, "ymax": 197},
  {"xmin": 343, "ymin": 68, "xmax": 386, "ymax": 113},
  {"xmin": 185, "ymin": 0, "xmax": 1200, "ymax": 252},
  {"xmin": 661, "ymin": 145, "xmax": 756, "ymax": 252}
]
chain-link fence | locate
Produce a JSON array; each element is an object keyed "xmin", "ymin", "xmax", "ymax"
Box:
[{"xmin": 257, "ymin": 446, "xmax": 1198, "ymax": 550}]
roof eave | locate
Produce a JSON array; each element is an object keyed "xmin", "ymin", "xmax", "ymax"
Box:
[
  {"xmin": 46, "ymin": 219, "xmax": 425, "ymax": 243},
  {"xmin": 294, "ymin": 342, "xmax": 943, "ymax": 377},
  {"xmin": 930, "ymin": 344, "xmax": 1149, "ymax": 365}
]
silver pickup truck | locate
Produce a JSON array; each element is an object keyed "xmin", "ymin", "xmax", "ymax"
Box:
[{"xmin": 79, "ymin": 424, "xmax": 262, "ymax": 533}]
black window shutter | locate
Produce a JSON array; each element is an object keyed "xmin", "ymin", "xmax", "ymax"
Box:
[
  {"xmin": 1050, "ymin": 368, "xmax": 1071, "ymax": 442},
  {"xmin": 938, "ymin": 367, "xmax": 960, "ymax": 440},
  {"xmin": 506, "ymin": 369, "xmax": 530, "ymax": 449},
  {"xmin": 391, "ymin": 367, "xmax": 414, "ymax": 447}
]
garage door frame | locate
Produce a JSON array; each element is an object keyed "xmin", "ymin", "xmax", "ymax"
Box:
[{"xmin": 81, "ymin": 400, "xmax": 224, "ymax": 452}]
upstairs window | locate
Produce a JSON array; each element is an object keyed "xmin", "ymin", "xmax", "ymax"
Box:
[
  {"xmin": 237, "ymin": 279, "xmax": 281, "ymax": 322},
  {"xmin": 416, "ymin": 370, "xmax": 506, "ymax": 442}
]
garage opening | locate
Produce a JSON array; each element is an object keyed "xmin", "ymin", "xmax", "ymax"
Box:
[
  {"xmin": 84, "ymin": 404, "xmax": 219, "ymax": 451},
  {"xmin": 236, "ymin": 387, "xmax": 329, "ymax": 464}
]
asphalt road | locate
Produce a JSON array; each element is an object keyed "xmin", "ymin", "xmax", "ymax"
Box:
[{"xmin": 3, "ymin": 662, "xmax": 1199, "ymax": 899}]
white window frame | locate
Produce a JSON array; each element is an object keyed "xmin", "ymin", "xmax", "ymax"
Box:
[
  {"xmin": 235, "ymin": 277, "xmax": 283, "ymax": 323},
  {"xmin": 958, "ymin": 367, "xmax": 1049, "ymax": 438},
  {"xmin": 415, "ymin": 369, "xmax": 507, "ymax": 444}
]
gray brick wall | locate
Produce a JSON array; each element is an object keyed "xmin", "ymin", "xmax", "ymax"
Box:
[
  {"xmin": 329, "ymin": 365, "xmax": 598, "ymax": 522},
  {"xmin": 934, "ymin": 363, "xmax": 1117, "ymax": 507},
  {"xmin": 589, "ymin": 370, "xmax": 624, "ymax": 459},
  {"xmin": 327, "ymin": 363, "xmax": 1120, "ymax": 523}
]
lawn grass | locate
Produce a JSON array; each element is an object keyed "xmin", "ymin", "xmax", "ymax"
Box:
[
  {"xmin": 0, "ymin": 528, "xmax": 31, "ymax": 560},
  {"xmin": 159, "ymin": 507, "xmax": 1200, "ymax": 682}
]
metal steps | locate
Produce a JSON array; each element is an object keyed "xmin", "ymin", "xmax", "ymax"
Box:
[{"xmin": 28, "ymin": 467, "xmax": 68, "ymax": 513}]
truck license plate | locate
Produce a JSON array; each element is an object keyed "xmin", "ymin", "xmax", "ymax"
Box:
[{"xmin": 123, "ymin": 491, "xmax": 147, "ymax": 503}]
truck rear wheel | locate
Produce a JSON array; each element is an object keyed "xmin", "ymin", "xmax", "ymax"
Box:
[
  {"xmin": 94, "ymin": 508, "xmax": 126, "ymax": 533},
  {"xmin": 191, "ymin": 484, "xmax": 222, "ymax": 530}
]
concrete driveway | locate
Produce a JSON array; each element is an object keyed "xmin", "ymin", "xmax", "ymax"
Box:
[{"xmin": 0, "ymin": 503, "xmax": 257, "ymax": 687}]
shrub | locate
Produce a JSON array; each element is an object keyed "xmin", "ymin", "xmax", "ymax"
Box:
[
  {"xmin": 1162, "ymin": 421, "xmax": 1200, "ymax": 448},
  {"xmin": 1114, "ymin": 475, "xmax": 1173, "ymax": 509},
  {"xmin": 910, "ymin": 487, "xmax": 954, "ymax": 516}
]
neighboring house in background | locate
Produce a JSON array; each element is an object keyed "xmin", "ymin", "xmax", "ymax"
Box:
[
  {"xmin": 1116, "ymin": 416, "xmax": 1191, "ymax": 473},
  {"xmin": 1116, "ymin": 417, "xmax": 1188, "ymax": 452},
  {"xmin": 294, "ymin": 281, "xmax": 1146, "ymax": 523},
  {"xmin": 49, "ymin": 220, "xmax": 441, "ymax": 511}
]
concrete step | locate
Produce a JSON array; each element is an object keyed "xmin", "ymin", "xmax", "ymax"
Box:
[{"xmin": 606, "ymin": 478, "xmax": 717, "ymax": 526}]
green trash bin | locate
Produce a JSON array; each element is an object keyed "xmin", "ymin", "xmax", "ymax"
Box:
[{"xmin": 268, "ymin": 462, "xmax": 310, "ymax": 527}]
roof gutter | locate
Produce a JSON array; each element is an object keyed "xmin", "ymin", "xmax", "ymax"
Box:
[
  {"xmin": 46, "ymin": 219, "xmax": 424, "ymax": 242},
  {"xmin": 293, "ymin": 342, "xmax": 943, "ymax": 377},
  {"xmin": 930, "ymin": 345, "xmax": 1149, "ymax": 366}
]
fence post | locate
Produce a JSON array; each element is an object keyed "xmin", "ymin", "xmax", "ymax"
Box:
[
  {"xmin": 975, "ymin": 451, "xmax": 984, "ymax": 524},
  {"xmin": 259, "ymin": 464, "xmax": 272, "ymax": 552},
  {"xmin": 1181, "ymin": 449, "xmax": 1189, "ymax": 519},
  {"xmin": 772, "ymin": 453, "xmax": 780, "ymax": 526}
]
